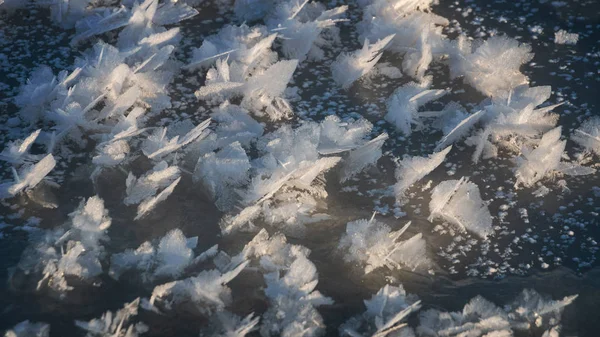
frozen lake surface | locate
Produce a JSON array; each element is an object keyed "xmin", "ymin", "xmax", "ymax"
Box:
[{"xmin": 0, "ymin": 0, "xmax": 599, "ymax": 336}]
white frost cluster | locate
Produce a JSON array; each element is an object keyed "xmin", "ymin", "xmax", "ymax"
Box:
[
  {"xmin": 457, "ymin": 85, "xmax": 562, "ymax": 167},
  {"xmin": 418, "ymin": 296, "xmax": 513, "ymax": 337},
  {"xmin": 221, "ymin": 116, "xmax": 385, "ymax": 235},
  {"xmin": 385, "ymin": 79, "xmax": 448, "ymax": 135},
  {"xmin": 435, "ymin": 108, "xmax": 485, "ymax": 152},
  {"xmin": 191, "ymin": 103, "xmax": 264, "ymax": 211},
  {"xmin": 194, "ymin": 141, "xmax": 251, "ymax": 211},
  {"xmin": 338, "ymin": 217, "xmax": 429, "ymax": 274},
  {"xmin": 339, "ymin": 133, "xmax": 389, "ymax": 182},
  {"xmin": 213, "ymin": 229, "xmax": 330, "ymax": 337},
  {"xmin": 425, "ymin": 84, "xmax": 597, "ymax": 190},
  {"xmin": 264, "ymin": 1, "xmax": 348, "ymax": 62},
  {"xmin": 188, "ymin": 22, "xmax": 309, "ymax": 122},
  {"xmin": 232, "ymin": 0, "xmax": 348, "ymax": 62},
  {"xmin": 506, "ymin": 289, "xmax": 578, "ymax": 331},
  {"xmin": 359, "ymin": 0, "xmax": 449, "ymax": 80},
  {"xmin": 449, "ymin": 36, "xmax": 534, "ymax": 97},
  {"xmin": 0, "ymin": 128, "xmax": 56, "ymax": 200},
  {"xmin": 572, "ymin": 117, "xmax": 600, "ymax": 156},
  {"xmin": 219, "ymin": 228, "xmax": 311, "ymax": 274},
  {"xmin": 109, "ymin": 228, "xmax": 201, "ymax": 282},
  {"xmin": 554, "ymin": 30, "xmax": 579, "ymax": 45},
  {"xmin": 0, "ymin": 129, "xmax": 42, "ymax": 165},
  {"xmin": 16, "ymin": 38, "xmax": 178, "ymax": 150},
  {"xmin": 260, "ymin": 251, "xmax": 333, "ymax": 337},
  {"xmin": 3, "ymin": 321, "xmax": 50, "ymax": 337},
  {"xmin": 200, "ymin": 312, "xmax": 260, "ymax": 337},
  {"xmin": 417, "ymin": 289, "xmax": 577, "ymax": 336},
  {"xmin": 125, "ymin": 161, "xmax": 181, "ymax": 219},
  {"xmin": 141, "ymin": 119, "xmax": 211, "ymax": 162},
  {"xmin": 514, "ymin": 127, "xmax": 595, "ymax": 188},
  {"xmin": 1, "ymin": 154, "xmax": 56, "ymax": 198},
  {"xmin": 208, "ymin": 102, "xmax": 265, "ymax": 148},
  {"xmin": 189, "ymin": 24, "xmax": 277, "ymax": 70},
  {"xmin": 149, "ymin": 259, "xmax": 249, "ymax": 315},
  {"xmin": 340, "ymin": 284, "xmax": 421, "ymax": 337},
  {"xmin": 71, "ymin": 0, "xmax": 197, "ymax": 46},
  {"xmin": 16, "ymin": 196, "xmax": 111, "ymax": 294},
  {"xmin": 75, "ymin": 298, "xmax": 148, "ymax": 337},
  {"xmin": 91, "ymin": 107, "xmax": 148, "ymax": 178},
  {"xmin": 394, "ymin": 146, "xmax": 452, "ymax": 204},
  {"xmin": 514, "ymin": 127, "xmax": 565, "ymax": 188},
  {"xmin": 331, "ymin": 34, "xmax": 395, "ymax": 88},
  {"xmin": 428, "ymin": 177, "xmax": 493, "ymax": 238},
  {"xmin": 195, "ymin": 59, "xmax": 298, "ymax": 121}
]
